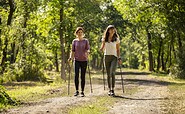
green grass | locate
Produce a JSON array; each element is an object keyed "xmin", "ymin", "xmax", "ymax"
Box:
[
  {"xmin": 6, "ymin": 82, "xmax": 64, "ymax": 102},
  {"xmin": 0, "ymin": 82, "xmax": 65, "ymax": 112},
  {"xmin": 149, "ymin": 74, "xmax": 185, "ymax": 114},
  {"xmin": 68, "ymin": 96, "xmax": 114, "ymax": 114},
  {"xmin": 9, "ymin": 85, "xmax": 51, "ymax": 101},
  {"xmin": 0, "ymin": 78, "xmax": 66, "ymax": 111},
  {"xmin": 164, "ymin": 81, "xmax": 185, "ymax": 114}
]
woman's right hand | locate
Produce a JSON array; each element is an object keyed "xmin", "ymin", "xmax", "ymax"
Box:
[
  {"xmin": 68, "ymin": 58, "xmax": 72, "ymax": 62},
  {"xmin": 99, "ymin": 48, "xmax": 103, "ymax": 52}
]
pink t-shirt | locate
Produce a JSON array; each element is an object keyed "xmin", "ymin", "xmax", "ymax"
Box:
[{"xmin": 72, "ymin": 38, "xmax": 90, "ymax": 61}]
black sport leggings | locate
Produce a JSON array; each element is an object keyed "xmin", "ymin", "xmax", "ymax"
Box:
[{"xmin": 74, "ymin": 60, "xmax": 87, "ymax": 92}]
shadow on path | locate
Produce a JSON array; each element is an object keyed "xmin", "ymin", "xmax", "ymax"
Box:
[
  {"xmin": 121, "ymin": 78, "xmax": 174, "ymax": 86},
  {"xmin": 97, "ymin": 70, "xmax": 185, "ymax": 86},
  {"xmin": 113, "ymin": 95, "xmax": 169, "ymax": 101},
  {"xmin": 116, "ymin": 71, "xmax": 151, "ymax": 75}
]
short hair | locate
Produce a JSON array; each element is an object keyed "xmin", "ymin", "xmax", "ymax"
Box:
[{"xmin": 74, "ymin": 27, "xmax": 84, "ymax": 35}]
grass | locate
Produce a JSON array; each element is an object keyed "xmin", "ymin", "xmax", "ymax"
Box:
[
  {"xmin": 0, "ymin": 85, "xmax": 65, "ymax": 112},
  {"xmin": 68, "ymin": 96, "xmax": 113, "ymax": 114},
  {"xmin": 148, "ymin": 74, "xmax": 185, "ymax": 114},
  {"xmin": 7, "ymin": 83, "xmax": 61, "ymax": 102},
  {"xmin": 163, "ymin": 80, "xmax": 185, "ymax": 114},
  {"xmin": 0, "ymin": 82, "xmax": 65, "ymax": 111},
  {"xmin": 0, "ymin": 72, "xmax": 66, "ymax": 111}
]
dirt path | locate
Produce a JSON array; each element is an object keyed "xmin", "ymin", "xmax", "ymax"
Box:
[
  {"xmin": 107, "ymin": 75, "xmax": 169, "ymax": 114},
  {"xmin": 3, "ymin": 84, "xmax": 106, "ymax": 114},
  {"xmin": 2, "ymin": 71, "xmax": 170, "ymax": 114}
]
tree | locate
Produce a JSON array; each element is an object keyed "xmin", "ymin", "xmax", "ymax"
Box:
[
  {"xmin": 1, "ymin": 0, "xmax": 15, "ymax": 73},
  {"xmin": 59, "ymin": 0, "xmax": 66, "ymax": 80}
]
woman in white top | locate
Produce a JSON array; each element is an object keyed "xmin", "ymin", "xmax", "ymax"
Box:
[{"xmin": 100, "ymin": 25, "xmax": 122, "ymax": 96}]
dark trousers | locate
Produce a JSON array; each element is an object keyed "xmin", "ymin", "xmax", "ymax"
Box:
[{"xmin": 74, "ymin": 60, "xmax": 87, "ymax": 92}]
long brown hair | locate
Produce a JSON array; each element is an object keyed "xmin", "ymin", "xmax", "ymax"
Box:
[{"xmin": 103, "ymin": 25, "xmax": 119, "ymax": 42}]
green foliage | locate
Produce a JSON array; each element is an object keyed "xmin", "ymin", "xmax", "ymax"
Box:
[
  {"xmin": 20, "ymin": 66, "xmax": 47, "ymax": 82},
  {"xmin": 1, "ymin": 0, "xmax": 185, "ymax": 81},
  {"xmin": 0, "ymin": 64, "xmax": 47, "ymax": 83},
  {"xmin": 171, "ymin": 49, "xmax": 185, "ymax": 79},
  {"xmin": 0, "ymin": 85, "xmax": 18, "ymax": 109}
]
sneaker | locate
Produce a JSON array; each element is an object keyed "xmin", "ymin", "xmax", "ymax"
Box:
[
  {"xmin": 74, "ymin": 91, "xmax": 79, "ymax": 96},
  {"xmin": 108, "ymin": 90, "xmax": 112, "ymax": 96},
  {"xmin": 111, "ymin": 90, "xmax": 115, "ymax": 97},
  {"xmin": 81, "ymin": 92, "xmax": 85, "ymax": 97}
]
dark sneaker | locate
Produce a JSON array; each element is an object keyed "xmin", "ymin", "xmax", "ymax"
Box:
[
  {"xmin": 81, "ymin": 92, "xmax": 85, "ymax": 97},
  {"xmin": 74, "ymin": 91, "xmax": 79, "ymax": 96},
  {"xmin": 108, "ymin": 90, "xmax": 112, "ymax": 96},
  {"xmin": 111, "ymin": 90, "xmax": 115, "ymax": 97}
]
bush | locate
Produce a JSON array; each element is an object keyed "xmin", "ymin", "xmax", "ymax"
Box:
[
  {"xmin": 0, "ymin": 64, "xmax": 47, "ymax": 83},
  {"xmin": 20, "ymin": 65, "xmax": 47, "ymax": 82},
  {"xmin": 0, "ymin": 85, "xmax": 18, "ymax": 107},
  {"xmin": 171, "ymin": 48, "xmax": 185, "ymax": 79}
]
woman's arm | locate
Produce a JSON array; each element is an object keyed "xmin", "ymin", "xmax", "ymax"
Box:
[
  {"xmin": 68, "ymin": 51, "xmax": 74, "ymax": 61},
  {"xmin": 116, "ymin": 43, "xmax": 122, "ymax": 64},
  {"xmin": 100, "ymin": 41, "xmax": 105, "ymax": 52},
  {"xmin": 116, "ymin": 43, "xmax": 120, "ymax": 58}
]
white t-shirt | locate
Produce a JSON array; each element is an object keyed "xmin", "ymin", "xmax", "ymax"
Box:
[{"xmin": 102, "ymin": 38, "xmax": 120, "ymax": 57}]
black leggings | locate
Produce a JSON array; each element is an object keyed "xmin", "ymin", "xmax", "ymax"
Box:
[{"xmin": 74, "ymin": 60, "xmax": 87, "ymax": 92}]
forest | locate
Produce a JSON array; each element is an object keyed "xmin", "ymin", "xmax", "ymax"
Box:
[{"xmin": 0, "ymin": 0, "xmax": 185, "ymax": 112}]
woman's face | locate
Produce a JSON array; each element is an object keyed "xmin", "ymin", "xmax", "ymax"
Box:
[
  {"xmin": 76, "ymin": 30, "xmax": 83, "ymax": 37},
  {"xmin": 108, "ymin": 28, "xmax": 115, "ymax": 35}
]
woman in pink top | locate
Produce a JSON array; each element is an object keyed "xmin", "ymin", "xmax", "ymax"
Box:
[{"xmin": 68, "ymin": 27, "xmax": 90, "ymax": 97}]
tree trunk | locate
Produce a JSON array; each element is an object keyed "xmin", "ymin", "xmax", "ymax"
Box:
[
  {"xmin": 1, "ymin": 0, "xmax": 15, "ymax": 72},
  {"xmin": 59, "ymin": 1, "xmax": 66, "ymax": 80},
  {"xmin": 161, "ymin": 48, "xmax": 166, "ymax": 71},
  {"xmin": 146, "ymin": 29, "xmax": 154, "ymax": 71},
  {"xmin": 0, "ymin": 17, "xmax": 2, "ymax": 50},
  {"xmin": 168, "ymin": 35, "xmax": 174, "ymax": 69},
  {"xmin": 177, "ymin": 31, "xmax": 182, "ymax": 52},
  {"xmin": 141, "ymin": 54, "xmax": 146, "ymax": 69},
  {"xmin": 171, "ymin": 31, "xmax": 177, "ymax": 62},
  {"xmin": 0, "ymin": 17, "xmax": 1, "ymax": 35},
  {"xmin": 21, "ymin": 0, "xmax": 29, "ymax": 68},
  {"xmin": 157, "ymin": 38, "xmax": 162, "ymax": 71},
  {"xmin": 54, "ymin": 49, "xmax": 59, "ymax": 72},
  {"xmin": 10, "ymin": 42, "xmax": 16, "ymax": 64}
]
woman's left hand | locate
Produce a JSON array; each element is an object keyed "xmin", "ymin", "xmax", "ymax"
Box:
[{"xmin": 118, "ymin": 59, "xmax": 122, "ymax": 65}]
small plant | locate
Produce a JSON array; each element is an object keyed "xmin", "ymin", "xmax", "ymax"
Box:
[{"xmin": 0, "ymin": 85, "xmax": 19, "ymax": 109}]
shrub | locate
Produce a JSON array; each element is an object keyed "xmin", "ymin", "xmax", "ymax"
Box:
[{"xmin": 0, "ymin": 85, "xmax": 18, "ymax": 107}]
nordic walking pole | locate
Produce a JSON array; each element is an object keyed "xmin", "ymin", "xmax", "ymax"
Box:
[
  {"xmin": 119, "ymin": 64, "xmax": 124, "ymax": 93},
  {"xmin": 102, "ymin": 60, "xmax": 105, "ymax": 90},
  {"xmin": 88, "ymin": 59, "xmax": 93, "ymax": 93},
  {"xmin": 68, "ymin": 61, "xmax": 71, "ymax": 95},
  {"xmin": 100, "ymin": 40, "xmax": 105, "ymax": 90}
]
